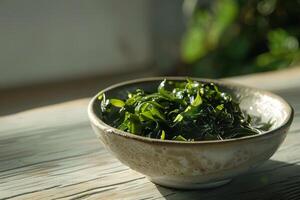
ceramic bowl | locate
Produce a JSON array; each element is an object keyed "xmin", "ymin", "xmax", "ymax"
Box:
[{"xmin": 88, "ymin": 77, "xmax": 294, "ymax": 189}]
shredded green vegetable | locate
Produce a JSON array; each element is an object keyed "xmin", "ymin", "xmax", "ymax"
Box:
[{"xmin": 97, "ymin": 79, "xmax": 272, "ymax": 141}]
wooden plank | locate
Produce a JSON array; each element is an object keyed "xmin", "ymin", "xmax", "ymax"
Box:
[
  {"xmin": 226, "ymin": 67, "xmax": 300, "ymax": 91},
  {"xmin": 1, "ymin": 70, "xmax": 300, "ymax": 199},
  {"xmin": 0, "ymin": 95, "xmax": 300, "ymax": 200}
]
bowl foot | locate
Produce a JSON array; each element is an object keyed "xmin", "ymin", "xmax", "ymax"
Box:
[{"xmin": 149, "ymin": 177, "xmax": 232, "ymax": 190}]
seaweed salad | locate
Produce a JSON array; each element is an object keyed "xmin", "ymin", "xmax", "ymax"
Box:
[{"xmin": 97, "ymin": 79, "xmax": 271, "ymax": 141}]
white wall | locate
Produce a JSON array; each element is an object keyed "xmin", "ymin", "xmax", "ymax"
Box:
[{"xmin": 0, "ymin": 0, "xmax": 152, "ymax": 88}]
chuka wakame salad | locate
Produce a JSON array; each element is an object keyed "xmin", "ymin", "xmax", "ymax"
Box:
[{"xmin": 97, "ymin": 79, "xmax": 272, "ymax": 141}]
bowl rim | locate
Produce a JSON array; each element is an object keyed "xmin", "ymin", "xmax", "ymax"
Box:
[{"xmin": 88, "ymin": 76, "xmax": 294, "ymax": 145}]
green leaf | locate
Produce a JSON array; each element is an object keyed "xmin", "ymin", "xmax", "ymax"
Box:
[
  {"xmin": 158, "ymin": 79, "xmax": 175, "ymax": 100},
  {"xmin": 184, "ymin": 106, "xmax": 192, "ymax": 112},
  {"xmin": 180, "ymin": 0, "xmax": 237, "ymax": 63},
  {"xmin": 209, "ymin": 0, "xmax": 238, "ymax": 48},
  {"xmin": 98, "ymin": 93, "xmax": 104, "ymax": 100},
  {"xmin": 160, "ymin": 130, "xmax": 166, "ymax": 140},
  {"xmin": 268, "ymin": 29, "xmax": 299, "ymax": 54},
  {"xmin": 173, "ymin": 114, "xmax": 183, "ymax": 123},
  {"xmin": 110, "ymin": 99, "xmax": 125, "ymax": 108},
  {"xmin": 148, "ymin": 101, "xmax": 165, "ymax": 109},
  {"xmin": 140, "ymin": 111, "xmax": 155, "ymax": 121},
  {"xmin": 150, "ymin": 107, "xmax": 165, "ymax": 121},
  {"xmin": 216, "ymin": 104, "xmax": 224, "ymax": 111},
  {"xmin": 173, "ymin": 135, "xmax": 187, "ymax": 141},
  {"xmin": 181, "ymin": 23, "xmax": 206, "ymax": 63},
  {"xmin": 191, "ymin": 91, "xmax": 202, "ymax": 107}
]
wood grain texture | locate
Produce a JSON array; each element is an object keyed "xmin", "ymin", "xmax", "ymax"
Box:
[
  {"xmin": 0, "ymin": 74, "xmax": 300, "ymax": 200},
  {"xmin": 226, "ymin": 67, "xmax": 300, "ymax": 91}
]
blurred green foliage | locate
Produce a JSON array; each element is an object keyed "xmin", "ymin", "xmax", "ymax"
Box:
[{"xmin": 181, "ymin": 0, "xmax": 300, "ymax": 77}]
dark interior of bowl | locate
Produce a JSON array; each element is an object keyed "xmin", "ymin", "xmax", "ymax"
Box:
[{"xmin": 93, "ymin": 78, "xmax": 292, "ymax": 133}]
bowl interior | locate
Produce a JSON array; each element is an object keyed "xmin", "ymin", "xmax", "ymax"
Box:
[{"xmin": 92, "ymin": 78, "xmax": 292, "ymax": 133}]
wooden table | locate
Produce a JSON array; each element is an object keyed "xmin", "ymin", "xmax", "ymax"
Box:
[{"xmin": 1, "ymin": 69, "xmax": 300, "ymax": 200}]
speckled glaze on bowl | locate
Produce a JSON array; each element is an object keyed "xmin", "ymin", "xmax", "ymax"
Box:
[{"xmin": 88, "ymin": 77, "xmax": 294, "ymax": 189}]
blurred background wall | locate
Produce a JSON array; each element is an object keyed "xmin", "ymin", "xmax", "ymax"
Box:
[
  {"xmin": 0, "ymin": 0, "xmax": 155, "ymax": 89},
  {"xmin": 0, "ymin": 0, "xmax": 184, "ymax": 115},
  {"xmin": 0, "ymin": 0, "xmax": 299, "ymax": 115}
]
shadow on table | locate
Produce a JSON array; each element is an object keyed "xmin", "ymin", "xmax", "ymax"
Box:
[{"xmin": 154, "ymin": 160, "xmax": 300, "ymax": 200}]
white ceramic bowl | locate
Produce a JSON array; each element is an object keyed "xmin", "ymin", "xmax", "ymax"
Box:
[{"xmin": 88, "ymin": 77, "xmax": 294, "ymax": 189}]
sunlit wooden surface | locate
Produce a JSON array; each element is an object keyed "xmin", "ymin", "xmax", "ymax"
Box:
[{"xmin": 1, "ymin": 70, "xmax": 300, "ymax": 200}]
